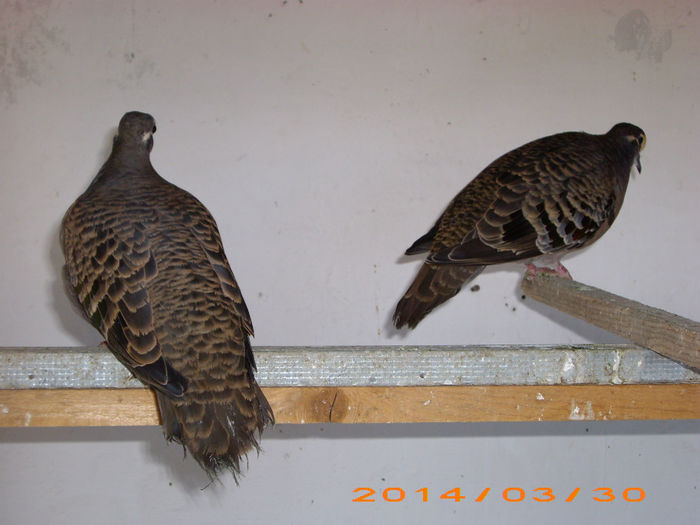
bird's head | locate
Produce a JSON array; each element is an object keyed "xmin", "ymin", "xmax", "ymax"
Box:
[
  {"xmin": 114, "ymin": 111, "xmax": 157, "ymax": 152},
  {"xmin": 608, "ymin": 122, "xmax": 646, "ymax": 174}
]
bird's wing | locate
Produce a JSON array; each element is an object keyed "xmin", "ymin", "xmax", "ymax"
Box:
[
  {"xmin": 172, "ymin": 191, "xmax": 258, "ymax": 373},
  {"xmin": 404, "ymin": 222, "xmax": 439, "ymax": 255},
  {"xmin": 180, "ymin": 199, "xmax": 254, "ymax": 338},
  {"xmin": 428, "ymin": 146, "xmax": 615, "ymax": 265},
  {"xmin": 62, "ymin": 207, "xmax": 186, "ymax": 396}
]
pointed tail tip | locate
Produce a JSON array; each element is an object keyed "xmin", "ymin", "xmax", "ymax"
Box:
[
  {"xmin": 393, "ymin": 263, "xmax": 485, "ymax": 330},
  {"xmin": 193, "ymin": 404, "xmax": 273, "ymax": 483},
  {"xmin": 392, "ymin": 297, "xmax": 428, "ymax": 330},
  {"xmin": 158, "ymin": 386, "xmax": 274, "ymax": 482}
]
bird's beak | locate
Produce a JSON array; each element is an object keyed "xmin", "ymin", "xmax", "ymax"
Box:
[{"xmin": 636, "ymin": 154, "xmax": 642, "ymax": 174}]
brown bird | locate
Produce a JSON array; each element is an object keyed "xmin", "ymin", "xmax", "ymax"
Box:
[
  {"xmin": 61, "ymin": 111, "xmax": 273, "ymax": 478},
  {"xmin": 394, "ymin": 123, "xmax": 646, "ymax": 329}
]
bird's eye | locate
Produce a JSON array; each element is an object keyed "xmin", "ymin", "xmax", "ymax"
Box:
[
  {"xmin": 637, "ymin": 134, "xmax": 646, "ymax": 150},
  {"xmin": 152, "ymin": 125, "xmax": 157, "ymax": 133}
]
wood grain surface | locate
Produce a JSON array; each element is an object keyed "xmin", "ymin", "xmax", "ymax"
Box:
[
  {"xmin": 522, "ymin": 273, "xmax": 700, "ymax": 370},
  {"xmin": 1, "ymin": 384, "xmax": 698, "ymax": 427}
]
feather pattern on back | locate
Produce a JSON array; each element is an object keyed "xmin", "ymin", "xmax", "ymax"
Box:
[{"xmin": 62, "ymin": 112, "xmax": 273, "ymax": 478}]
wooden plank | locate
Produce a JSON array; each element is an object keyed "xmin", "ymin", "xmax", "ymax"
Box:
[
  {"xmin": 0, "ymin": 389, "xmax": 160, "ymax": 427},
  {"xmin": 521, "ymin": 273, "xmax": 700, "ymax": 370},
  {"xmin": 1, "ymin": 384, "xmax": 698, "ymax": 426}
]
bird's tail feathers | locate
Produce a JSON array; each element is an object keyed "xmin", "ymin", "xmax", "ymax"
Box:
[
  {"xmin": 157, "ymin": 379, "xmax": 273, "ymax": 481},
  {"xmin": 393, "ymin": 263, "xmax": 483, "ymax": 329}
]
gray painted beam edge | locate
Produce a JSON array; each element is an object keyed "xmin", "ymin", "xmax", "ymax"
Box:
[{"xmin": 0, "ymin": 345, "xmax": 698, "ymax": 389}]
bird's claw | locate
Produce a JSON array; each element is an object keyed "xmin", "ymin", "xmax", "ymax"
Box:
[{"xmin": 525, "ymin": 262, "xmax": 573, "ymax": 281}]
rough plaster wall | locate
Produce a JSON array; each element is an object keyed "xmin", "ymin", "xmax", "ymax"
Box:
[{"xmin": 0, "ymin": 1, "xmax": 698, "ymax": 523}]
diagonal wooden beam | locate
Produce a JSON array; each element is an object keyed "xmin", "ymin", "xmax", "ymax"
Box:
[{"xmin": 521, "ymin": 273, "xmax": 700, "ymax": 370}]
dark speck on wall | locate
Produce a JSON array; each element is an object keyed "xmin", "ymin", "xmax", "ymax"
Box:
[{"xmin": 470, "ymin": 284, "xmax": 480, "ymax": 292}]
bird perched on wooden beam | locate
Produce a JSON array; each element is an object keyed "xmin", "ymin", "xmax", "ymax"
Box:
[
  {"xmin": 61, "ymin": 111, "xmax": 273, "ymax": 479},
  {"xmin": 393, "ymin": 123, "xmax": 646, "ymax": 329}
]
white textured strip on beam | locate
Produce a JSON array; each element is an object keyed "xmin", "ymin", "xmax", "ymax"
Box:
[{"xmin": 0, "ymin": 345, "xmax": 697, "ymax": 389}]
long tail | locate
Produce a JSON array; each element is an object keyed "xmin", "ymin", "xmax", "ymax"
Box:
[
  {"xmin": 393, "ymin": 263, "xmax": 484, "ymax": 329},
  {"xmin": 156, "ymin": 378, "xmax": 273, "ymax": 480}
]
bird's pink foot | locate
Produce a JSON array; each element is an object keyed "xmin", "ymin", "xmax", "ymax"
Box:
[
  {"xmin": 554, "ymin": 262, "xmax": 573, "ymax": 280},
  {"xmin": 526, "ymin": 263, "xmax": 555, "ymax": 280},
  {"xmin": 525, "ymin": 263, "xmax": 573, "ymax": 280}
]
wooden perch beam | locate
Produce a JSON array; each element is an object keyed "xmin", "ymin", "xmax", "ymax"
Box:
[
  {"xmin": 1, "ymin": 384, "xmax": 698, "ymax": 427},
  {"xmin": 2, "ymin": 342, "xmax": 698, "ymax": 427},
  {"xmin": 521, "ymin": 274, "xmax": 700, "ymax": 370}
]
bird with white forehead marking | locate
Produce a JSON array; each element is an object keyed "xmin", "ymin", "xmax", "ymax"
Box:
[{"xmin": 62, "ymin": 111, "xmax": 273, "ymax": 479}]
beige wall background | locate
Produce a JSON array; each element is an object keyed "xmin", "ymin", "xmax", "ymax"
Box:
[{"xmin": 1, "ymin": 1, "xmax": 697, "ymax": 523}]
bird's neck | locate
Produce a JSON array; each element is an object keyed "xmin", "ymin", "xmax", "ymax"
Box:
[
  {"xmin": 88, "ymin": 144, "xmax": 158, "ymax": 191},
  {"xmin": 111, "ymin": 140, "xmax": 153, "ymax": 167}
]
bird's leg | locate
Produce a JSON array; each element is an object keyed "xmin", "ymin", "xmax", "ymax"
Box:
[
  {"xmin": 525, "ymin": 263, "xmax": 552, "ymax": 280},
  {"xmin": 525, "ymin": 262, "xmax": 573, "ymax": 280},
  {"xmin": 554, "ymin": 261, "xmax": 573, "ymax": 280}
]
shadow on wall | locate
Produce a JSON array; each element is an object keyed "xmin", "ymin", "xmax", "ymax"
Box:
[
  {"xmin": 47, "ymin": 128, "xmax": 117, "ymax": 346},
  {"xmin": 513, "ymin": 277, "xmax": 629, "ymax": 345},
  {"xmin": 47, "ymin": 219, "xmax": 103, "ymax": 346},
  {"xmin": 3, "ymin": 421, "xmax": 698, "ymax": 488},
  {"xmin": 2, "ymin": 419, "xmax": 699, "ymax": 444}
]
